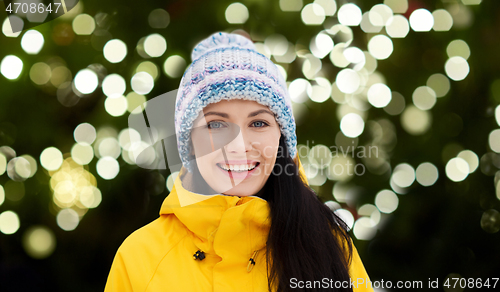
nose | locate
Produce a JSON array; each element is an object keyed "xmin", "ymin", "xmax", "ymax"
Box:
[{"xmin": 225, "ymin": 128, "xmax": 253, "ymax": 154}]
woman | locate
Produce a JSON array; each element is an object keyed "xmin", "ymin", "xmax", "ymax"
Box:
[{"xmin": 105, "ymin": 32, "xmax": 373, "ymax": 292}]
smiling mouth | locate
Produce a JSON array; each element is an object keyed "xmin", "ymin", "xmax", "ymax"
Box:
[{"xmin": 216, "ymin": 162, "xmax": 260, "ymax": 172}]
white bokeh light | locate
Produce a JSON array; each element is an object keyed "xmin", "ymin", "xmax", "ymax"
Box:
[
  {"xmin": 367, "ymin": 83, "xmax": 392, "ymax": 108},
  {"xmin": 74, "ymin": 69, "xmax": 98, "ymax": 94},
  {"xmin": 409, "ymin": 9, "xmax": 434, "ymax": 32},
  {"xmin": 40, "ymin": 147, "xmax": 63, "ymax": 171},
  {"xmin": 340, "ymin": 113, "xmax": 365, "ymax": 138},
  {"xmin": 445, "ymin": 157, "xmax": 469, "ymax": 182},
  {"xmin": 102, "ymin": 74, "xmax": 126, "ymax": 97},
  {"xmin": 1, "ymin": 55, "xmax": 23, "ymax": 80},
  {"xmin": 96, "ymin": 157, "xmax": 120, "ymax": 180},
  {"xmin": 56, "ymin": 208, "xmax": 80, "ymax": 231},
  {"xmin": 103, "ymin": 39, "xmax": 128, "ymax": 63},
  {"xmin": 0, "ymin": 211, "xmax": 20, "ymax": 235},
  {"xmin": 375, "ymin": 189, "xmax": 399, "ymax": 213},
  {"xmin": 131, "ymin": 72, "xmax": 154, "ymax": 95},
  {"xmin": 301, "ymin": 3, "xmax": 326, "ymax": 25},
  {"xmin": 144, "ymin": 33, "xmax": 167, "ymax": 58},
  {"xmin": 368, "ymin": 35, "xmax": 393, "ymax": 60},
  {"xmin": 337, "ymin": 3, "xmax": 362, "ymax": 26},
  {"xmin": 21, "ymin": 30, "xmax": 44, "ymax": 54},
  {"xmin": 225, "ymin": 2, "xmax": 249, "ymax": 24},
  {"xmin": 416, "ymin": 162, "xmax": 439, "ymax": 186},
  {"xmin": 386, "ymin": 15, "xmax": 410, "ymax": 38},
  {"xmin": 336, "ymin": 69, "xmax": 360, "ymax": 94},
  {"xmin": 445, "ymin": 56, "xmax": 470, "ymax": 81}
]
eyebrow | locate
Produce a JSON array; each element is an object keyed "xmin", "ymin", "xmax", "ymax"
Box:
[{"xmin": 200, "ymin": 109, "xmax": 275, "ymax": 119}]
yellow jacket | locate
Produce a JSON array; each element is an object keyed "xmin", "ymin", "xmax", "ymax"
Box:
[{"xmin": 104, "ymin": 157, "xmax": 374, "ymax": 291}]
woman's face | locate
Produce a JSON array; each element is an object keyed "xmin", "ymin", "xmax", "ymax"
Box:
[{"xmin": 190, "ymin": 99, "xmax": 281, "ymax": 197}]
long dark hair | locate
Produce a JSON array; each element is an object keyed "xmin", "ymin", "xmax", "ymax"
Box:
[{"xmin": 261, "ymin": 135, "xmax": 353, "ymax": 292}]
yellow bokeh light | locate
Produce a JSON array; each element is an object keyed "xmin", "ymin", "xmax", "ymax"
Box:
[
  {"xmin": 40, "ymin": 147, "xmax": 63, "ymax": 171},
  {"xmin": 50, "ymin": 66, "xmax": 72, "ymax": 88},
  {"xmin": 72, "ymin": 14, "xmax": 96, "ymax": 35},
  {"xmin": 446, "ymin": 39, "xmax": 471, "ymax": 60},
  {"xmin": 144, "ymin": 33, "xmax": 167, "ymax": 58},
  {"xmin": 30, "ymin": 62, "xmax": 51, "ymax": 85},
  {"xmin": 22, "ymin": 225, "xmax": 57, "ymax": 259},
  {"xmin": 225, "ymin": 3, "xmax": 249, "ymax": 24},
  {"xmin": 400, "ymin": 105, "xmax": 432, "ymax": 135},
  {"xmin": 280, "ymin": 0, "xmax": 303, "ymax": 12},
  {"xmin": 301, "ymin": 3, "xmax": 325, "ymax": 25},
  {"xmin": 432, "ymin": 9, "xmax": 453, "ymax": 31},
  {"xmin": 416, "ymin": 162, "xmax": 439, "ymax": 186},
  {"xmin": 0, "ymin": 210, "xmax": 20, "ymax": 235},
  {"xmin": 0, "ymin": 153, "xmax": 7, "ymax": 176},
  {"xmin": 0, "ymin": 185, "xmax": 4, "ymax": 206},
  {"xmin": 136, "ymin": 61, "xmax": 159, "ymax": 80},
  {"xmin": 148, "ymin": 8, "xmax": 170, "ymax": 28},
  {"xmin": 384, "ymin": 0, "xmax": 408, "ymax": 14},
  {"xmin": 126, "ymin": 92, "xmax": 147, "ymax": 114},
  {"xmin": 71, "ymin": 143, "xmax": 94, "ymax": 165},
  {"xmin": 427, "ymin": 73, "xmax": 450, "ymax": 97},
  {"xmin": 163, "ymin": 55, "xmax": 186, "ymax": 78}
]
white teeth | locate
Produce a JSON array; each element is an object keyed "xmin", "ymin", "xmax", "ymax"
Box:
[{"xmin": 218, "ymin": 163, "xmax": 257, "ymax": 172}]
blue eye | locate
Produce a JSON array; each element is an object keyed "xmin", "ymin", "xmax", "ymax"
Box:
[
  {"xmin": 252, "ymin": 121, "xmax": 269, "ymax": 128},
  {"xmin": 207, "ymin": 121, "xmax": 225, "ymax": 129}
]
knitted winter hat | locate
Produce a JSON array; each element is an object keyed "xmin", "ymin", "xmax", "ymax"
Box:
[{"xmin": 175, "ymin": 31, "xmax": 297, "ymax": 172}]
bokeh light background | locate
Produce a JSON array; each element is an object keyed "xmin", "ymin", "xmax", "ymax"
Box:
[{"xmin": 1, "ymin": 0, "xmax": 500, "ymax": 291}]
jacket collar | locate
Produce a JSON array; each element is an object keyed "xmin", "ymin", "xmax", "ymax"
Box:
[{"xmin": 159, "ymin": 156, "xmax": 307, "ymax": 255}]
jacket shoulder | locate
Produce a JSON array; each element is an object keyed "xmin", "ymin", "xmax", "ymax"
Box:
[
  {"xmin": 104, "ymin": 214, "xmax": 188, "ymax": 292},
  {"xmin": 118, "ymin": 214, "xmax": 188, "ymax": 255}
]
